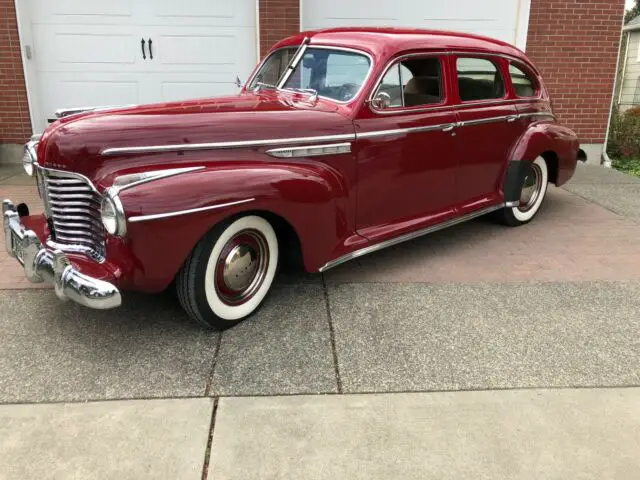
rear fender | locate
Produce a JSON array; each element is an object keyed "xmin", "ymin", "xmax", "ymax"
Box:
[
  {"xmin": 505, "ymin": 121, "xmax": 580, "ymax": 197},
  {"xmin": 116, "ymin": 161, "xmax": 352, "ymax": 292}
]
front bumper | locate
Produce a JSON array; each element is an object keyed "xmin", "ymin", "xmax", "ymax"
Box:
[{"xmin": 3, "ymin": 199, "xmax": 121, "ymax": 309}]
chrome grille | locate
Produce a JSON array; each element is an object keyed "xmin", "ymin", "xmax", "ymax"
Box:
[{"xmin": 38, "ymin": 168, "xmax": 105, "ymax": 260}]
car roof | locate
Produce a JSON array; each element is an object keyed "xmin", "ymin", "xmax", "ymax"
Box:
[{"xmin": 272, "ymin": 27, "xmax": 535, "ymax": 71}]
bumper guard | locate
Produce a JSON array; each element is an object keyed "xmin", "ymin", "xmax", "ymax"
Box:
[{"xmin": 3, "ymin": 199, "xmax": 121, "ymax": 309}]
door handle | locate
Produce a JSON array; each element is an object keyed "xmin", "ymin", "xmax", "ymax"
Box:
[
  {"xmin": 148, "ymin": 38, "xmax": 153, "ymax": 60},
  {"xmin": 506, "ymin": 115, "xmax": 519, "ymax": 123},
  {"xmin": 442, "ymin": 124, "xmax": 455, "ymax": 133},
  {"xmin": 141, "ymin": 38, "xmax": 146, "ymax": 60}
]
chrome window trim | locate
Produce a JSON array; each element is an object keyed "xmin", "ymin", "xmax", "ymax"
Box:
[
  {"xmin": 128, "ymin": 198, "xmax": 256, "ymax": 223},
  {"xmin": 266, "ymin": 142, "xmax": 352, "ymax": 158},
  {"xmin": 100, "ymin": 133, "xmax": 357, "ymax": 156},
  {"xmin": 277, "ymin": 37, "xmax": 310, "ymax": 88},
  {"xmin": 247, "ymin": 45, "xmax": 375, "ymax": 106},
  {"xmin": 319, "ymin": 203, "xmax": 506, "ymax": 272},
  {"xmin": 369, "ymin": 52, "xmax": 448, "ymax": 114},
  {"xmin": 367, "ymin": 50, "xmax": 546, "ymax": 115}
]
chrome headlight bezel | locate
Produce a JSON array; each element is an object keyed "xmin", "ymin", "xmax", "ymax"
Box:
[
  {"xmin": 22, "ymin": 137, "xmax": 39, "ymax": 177},
  {"xmin": 100, "ymin": 187, "xmax": 127, "ymax": 237}
]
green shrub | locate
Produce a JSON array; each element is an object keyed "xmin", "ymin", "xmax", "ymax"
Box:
[{"xmin": 608, "ymin": 106, "xmax": 640, "ymax": 159}]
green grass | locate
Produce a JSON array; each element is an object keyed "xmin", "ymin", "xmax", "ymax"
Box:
[{"xmin": 611, "ymin": 157, "xmax": 640, "ymax": 178}]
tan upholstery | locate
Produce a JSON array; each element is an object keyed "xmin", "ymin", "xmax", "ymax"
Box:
[{"xmin": 403, "ymin": 76, "xmax": 441, "ymax": 106}]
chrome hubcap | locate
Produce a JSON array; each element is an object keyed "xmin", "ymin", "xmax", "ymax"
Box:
[
  {"xmin": 215, "ymin": 230, "xmax": 269, "ymax": 305},
  {"xmin": 518, "ymin": 163, "xmax": 543, "ymax": 212}
]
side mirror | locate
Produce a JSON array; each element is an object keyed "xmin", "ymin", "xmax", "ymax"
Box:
[
  {"xmin": 370, "ymin": 91, "xmax": 392, "ymax": 110},
  {"xmin": 235, "ymin": 76, "xmax": 243, "ymax": 88}
]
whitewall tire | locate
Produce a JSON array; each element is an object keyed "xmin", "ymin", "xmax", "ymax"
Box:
[
  {"xmin": 499, "ymin": 156, "xmax": 549, "ymax": 226},
  {"xmin": 177, "ymin": 215, "xmax": 279, "ymax": 329}
]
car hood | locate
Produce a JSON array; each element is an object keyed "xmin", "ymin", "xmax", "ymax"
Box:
[{"xmin": 37, "ymin": 91, "xmax": 355, "ymax": 180}]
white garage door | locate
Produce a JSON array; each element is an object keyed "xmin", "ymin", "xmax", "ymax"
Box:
[
  {"xmin": 302, "ymin": 0, "xmax": 531, "ymax": 49},
  {"xmin": 18, "ymin": 0, "xmax": 257, "ymax": 132}
]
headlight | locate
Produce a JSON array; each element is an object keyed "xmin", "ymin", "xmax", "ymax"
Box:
[
  {"xmin": 22, "ymin": 150, "xmax": 34, "ymax": 176},
  {"xmin": 100, "ymin": 189, "xmax": 126, "ymax": 236}
]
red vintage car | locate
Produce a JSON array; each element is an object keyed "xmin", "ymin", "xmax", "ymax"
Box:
[{"xmin": 4, "ymin": 28, "xmax": 583, "ymax": 329}]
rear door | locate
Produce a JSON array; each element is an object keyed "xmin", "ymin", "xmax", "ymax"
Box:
[{"xmin": 451, "ymin": 55, "xmax": 522, "ymax": 212}]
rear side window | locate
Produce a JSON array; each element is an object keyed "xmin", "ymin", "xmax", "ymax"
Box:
[
  {"xmin": 373, "ymin": 56, "xmax": 443, "ymax": 109},
  {"xmin": 456, "ymin": 57, "xmax": 505, "ymax": 102},
  {"xmin": 509, "ymin": 64, "xmax": 537, "ymax": 97}
]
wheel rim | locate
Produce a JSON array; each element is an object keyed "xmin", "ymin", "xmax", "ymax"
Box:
[
  {"xmin": 214, "ymin": 229, "xmax": 269, "ymax": 306},
  {"xmin": 518, "ymin": 163, "xmax": 543, "ymax": 212}
]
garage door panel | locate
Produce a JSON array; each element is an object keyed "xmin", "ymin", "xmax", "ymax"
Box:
[
  {"xmin": 37, "ymin": 74, "xmax": 140, "ymax": 119},
  {"xmin": 302, "ymin": 0, "xmax": 528, "ymax": 48},
  {"xmin": 24, "ymin": 0, "xmax": 257, "ymax": 132},
  {"xmin": 28, "ymin": 0, "xmax": 135, "ymax": 23},
  {"xmin": 33, "ymin": 25, "xmax": 140, "ymax": 71}
]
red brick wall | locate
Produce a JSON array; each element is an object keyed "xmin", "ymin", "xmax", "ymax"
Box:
[
  {"xmin": 259, "ymin": 0, "xmax": 300, "ymax": 58},
  {"xmin": 526, "ymin": 0, "xmax": 624, "ymax": 144},
  {"xmin": 0, "ymin": 0, "xmax": 31, "ymax": 143}
]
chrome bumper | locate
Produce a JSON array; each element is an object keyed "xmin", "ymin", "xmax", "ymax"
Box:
[{"xmin": 2, "ymin": 199, "xmax": 121, "ymax": 309}]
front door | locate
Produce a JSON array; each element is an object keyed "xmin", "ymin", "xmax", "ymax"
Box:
[{"xmin": 354, "ymin": 54, "xmax": 459, "ymax": 240}]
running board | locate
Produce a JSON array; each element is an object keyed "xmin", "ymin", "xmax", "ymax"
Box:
[{"xmin": 318, "ymin": 203, "xmax": 505, "ymax": 272}]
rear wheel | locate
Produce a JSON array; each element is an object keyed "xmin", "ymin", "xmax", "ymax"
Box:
[
  {"xmin": 498, "ymin": 156, "xmax": 548, "ymax": 226},
  {"xmin": 177, "ymin": 215, "xmax": 278, "ymax": 329}
]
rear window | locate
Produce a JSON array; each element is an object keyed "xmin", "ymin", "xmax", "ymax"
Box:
[
  {"xmin": 456, "ymin": 57, "xmax": 505, "ymax": 102},
  {"xmin": 509, "ymin": 64, "xmax": 537, "ymax": 97}
]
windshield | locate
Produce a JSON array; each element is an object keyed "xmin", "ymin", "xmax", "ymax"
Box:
[{"xmin": 248, "ymin": 47, "xmax": 371, "ymax": 102}]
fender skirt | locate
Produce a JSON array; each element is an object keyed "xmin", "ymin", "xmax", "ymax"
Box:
[{"xmin": 503, "ymin": 160, "xmax": 531, "ymax": 204}]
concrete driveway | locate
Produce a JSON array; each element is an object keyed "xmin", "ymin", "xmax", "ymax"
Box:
[{"xmin": 1, "ymin": 163, "xmax": 639, "ymax": 479}]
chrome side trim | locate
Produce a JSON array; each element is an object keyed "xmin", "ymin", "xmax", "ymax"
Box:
[
  {"xmin": 462, "ymin": 115, "xmax": 513, "ymax": 127},
  {"xmin": 505, "ymin": 200, "xmax": 520, "ymax": 208},
  {"xmin": 266, "ymin": 142, "xmax": 351, "ymax": 158},
  {"xmin": 112, "ymin": 166, "xmax": 205, "ymax": 194},
  {"xmin": 128, "ymin": 198, "xmax": 256, "ymax": 223},
  {"xmin": 101, "ymin": 133, "xmax": 357, "ymax": 157},
  {"xmin": 357, "ymin": 122, "xmax": 457, "ymax": 139},
  {"xmin": 520, "ymin": 112, "xmax": 556, "ymax": 120},
  {"xmin": 318, "ymin": 204, "xmax": 504, "ymax": 272}
]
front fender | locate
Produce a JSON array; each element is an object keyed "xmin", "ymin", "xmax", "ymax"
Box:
[
  {"xmin": 114, "ymin": 160, "xmax": 354, "ymax": 292},
  {"xmin": 509, "ymin": 120, "xmax": 580, "ymax": 186}
]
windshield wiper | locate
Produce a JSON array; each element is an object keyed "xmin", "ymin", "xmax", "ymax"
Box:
[{"xmin": 276, "ymin": 37, "xmax": 310, "ymax": 88}]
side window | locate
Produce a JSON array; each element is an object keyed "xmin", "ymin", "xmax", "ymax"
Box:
[
  {"xmin": 401, "ymin": 57, "xmax": 443, "ymax": 107},
  {"xmin": 509, "ymin": 64, "xmax": 537, "ymax": 97},
  {"xmin": 456, "ymin": 57, "xmax": 505, "ymax": 102},
  {"xmin": 375, "ymin": 64, "xmax": 403, "ymax": 108},
  {"xmin": 373, "ymin": 56, "xmax": 444, "ymax": 109}
]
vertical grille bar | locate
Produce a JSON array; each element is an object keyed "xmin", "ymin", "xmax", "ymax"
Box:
[{"xmin": 37, "ymin": 168, "xmax": 105, "ymax": 260}]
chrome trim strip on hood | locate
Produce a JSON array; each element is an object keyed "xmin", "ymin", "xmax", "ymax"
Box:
[
  {"xmin": 101, "ymin": 133, "xmax": 357, "ymax": 156},
  {"xmin": 128, "ymin": 198, "xmax": 255, "ymax": 223}
]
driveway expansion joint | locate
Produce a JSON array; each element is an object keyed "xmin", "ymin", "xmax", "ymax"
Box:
[{"xmin": 322, "ymin": 274, "xmax": 343, "ymax": 394}]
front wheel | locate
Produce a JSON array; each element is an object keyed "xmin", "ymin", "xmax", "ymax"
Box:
[
  {"xmin": 498, "ymin": 156, "xmax": 549, "ymax": 226},
  {"xmin": 177, "ymin": 215, "xmax": 279, "ymax": 329}
]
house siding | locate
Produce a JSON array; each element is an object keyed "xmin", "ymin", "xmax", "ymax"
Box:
[
  {"xmin": 0, "ymin": 0, "xmax": 625, "ymax": 149},
  {"xmin": 619, "ymin": 30, "xmax": 640, "ymax": 108}
]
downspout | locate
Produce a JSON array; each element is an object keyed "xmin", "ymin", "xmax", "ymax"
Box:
[{"xmin": 603, "ymin": 20, "xmax": 629, "ymax": 168}]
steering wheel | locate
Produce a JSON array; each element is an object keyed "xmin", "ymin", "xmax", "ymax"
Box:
[{"xmin": 338, "ymin": 83, "xmax": 359, "ymax": 101}]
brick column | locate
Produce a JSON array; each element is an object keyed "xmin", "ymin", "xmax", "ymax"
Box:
[
  {"xmin": 0, "ymin": 0, "xmax": 31, "ymax": 144},
  {"xmin": 526, "ymin": 0, "xmax": 624, "ymax": 156},
  {"xmin": 259, "ymin": 0, "xmax": 300, "ymax": 59}
]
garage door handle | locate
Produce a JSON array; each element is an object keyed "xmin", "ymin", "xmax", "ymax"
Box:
[
  {"xmin": 141, "ymin": 38, "xmax": 146, "ymax": 60},
  {"xmin": 148, "ymin": 38, "xmax": 153, "ymax": 60}
]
